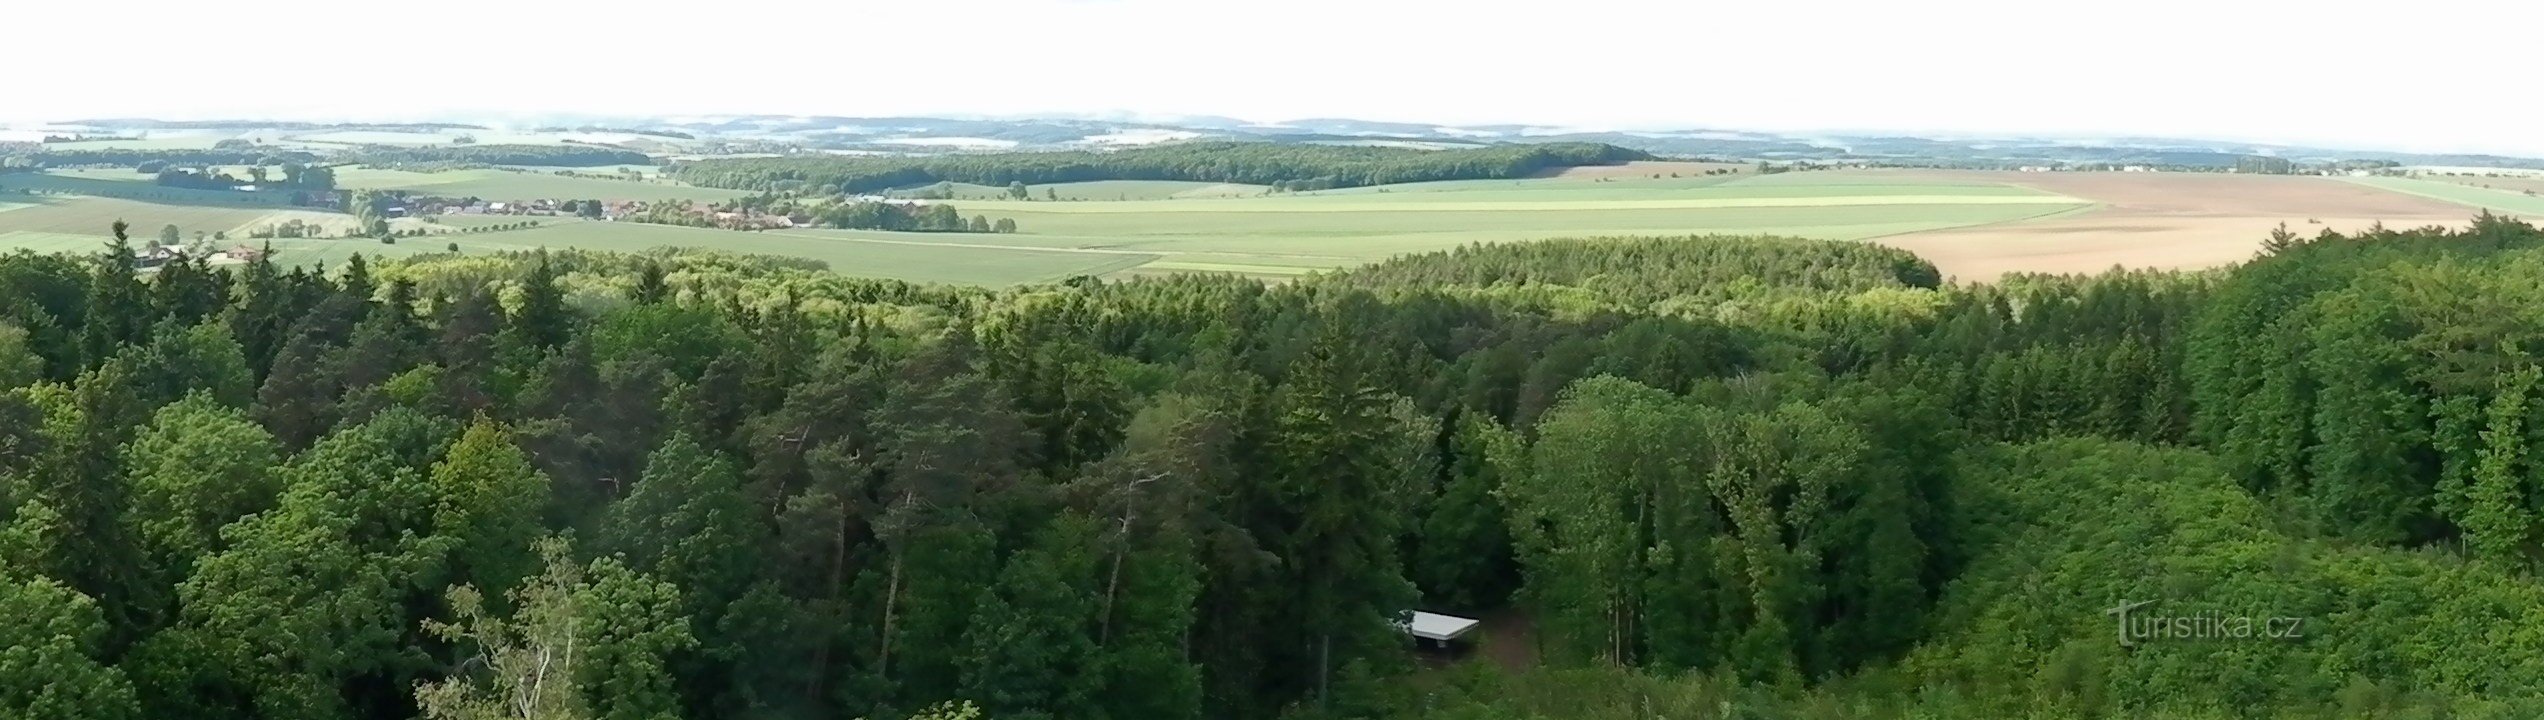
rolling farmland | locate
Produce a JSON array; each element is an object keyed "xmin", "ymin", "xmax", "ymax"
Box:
[{"xmin": 5, "ymin": 161, "xmax": 2510, "ymax": 286}]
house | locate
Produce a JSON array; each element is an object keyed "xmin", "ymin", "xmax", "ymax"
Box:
[
  {"xmin": 1395, "ymin": 611, "xmax": 1481, "ymax": 654},
  {"xmin": 132, "ymin": 245, "xmax": 182, "ymax": 269}
]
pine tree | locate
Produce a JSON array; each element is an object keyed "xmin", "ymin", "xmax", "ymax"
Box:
[
  {"xmin": 79, "ymin": 222, "xmax": 148, "ymax": 369},
  {"xmin": 1268, "ymin": 320, "xmax": 1417, "ymax": 710},
  {"xmin": 512, "ymin": 252, "xmax": 573, "ymax": 353},
  {"xmin": 632, "ymin": 261, "xmax": 669, "ymax": 305}
]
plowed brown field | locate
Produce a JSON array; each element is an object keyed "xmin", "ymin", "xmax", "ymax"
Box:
[{"xmin": 1871, "ymin": 170, "xmax": 2479, "ymax": 280}]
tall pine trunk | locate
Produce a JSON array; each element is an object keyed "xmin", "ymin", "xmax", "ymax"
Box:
[{"xmin": 877, "ymin": 547, "xmax": 905, "ymax": 679}]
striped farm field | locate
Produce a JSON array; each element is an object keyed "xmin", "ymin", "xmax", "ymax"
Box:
[{"xmin": 0, "ymin": 165, "xmax": 2121, "ymax": 285}]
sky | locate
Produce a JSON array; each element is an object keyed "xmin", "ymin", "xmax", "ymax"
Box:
[{"xmin": 15, "ymin": 0, "xmax": 2544, "ymax": 155}]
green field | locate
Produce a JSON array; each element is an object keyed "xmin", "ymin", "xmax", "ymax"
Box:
[
  {"xmin": 917, "ymin": 174, "xmax": 2086, "ymax": 277},
  {"xmin": 0, "ymin": 196, "xmax": 331, "ymax": 242},
  {"xmin": 333, "ymin": 167, "xmax": 748, "ymax": 203},
  {"xmin": 0, "ymin": 168, "xmax": 2091, "ymax": 285},
  {"xmin": 2343, "ymin": 176, "xmax": 2544, "ymax": 216}
]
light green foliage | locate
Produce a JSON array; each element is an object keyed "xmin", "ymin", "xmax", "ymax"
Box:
[
  {"xmin": 0, "ymin": 322, "xmax": 37, "ymax": 389},
  {"xmin": 0, "ymin": 576, "xmax": 142, "ymax": 720},
  {"xmin": 418, "ymin": 538, "xmax": 590, "ymax": 720},
  {"xmin": 2465, "ymin": 365, "xmax": 2539, "ymax": 564},
  {"xmin": 573, "ymin": 556, "xmax": 695, "ymax": 720},
  {"xmin": 430, "ymin": 420, "xmax": 552, "ymax": 601},
  {"xmin": 1895, "ymin": 439, "xmax": 2544, "ymax": 717},
  {"xmin": 123, "ymin": 394, "xmax": 282, "ymax": 585},
  {"xmin": 169, "ymin": 409, "xmax": 458, "ymax": 717}
]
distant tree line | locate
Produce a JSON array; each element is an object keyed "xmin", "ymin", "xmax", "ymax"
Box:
[
  {"xmin": 666, "ymin": 141, "xmax": 1654, "ymax": 194},
  {"xmin": 531, "ymin": 125, "xmax": 698, "ymax": 140},
  {"xmin": 350, "ymin": 144, "xmax": 652, "ymax": 167},
  {"xmin": 13, "ymin": 148, "xmax": 321, "ymax": 168},
  {"xmin": 148, "ymin": 163, "xmax": 335, "ymax": 192},
  {"xmin": 623, "ymin": 195, "xmax": 1016, "ymax": 233}
]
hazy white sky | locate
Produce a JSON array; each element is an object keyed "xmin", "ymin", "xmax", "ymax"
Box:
[{"xmin": 16, "ymin": 0, "xmax": 2544, "ymax": 154}]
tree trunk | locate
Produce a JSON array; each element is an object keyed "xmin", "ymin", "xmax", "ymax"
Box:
[
  {"xmin": 1101, "ymin": 546, "xmax": 1126, "ymax": 646},
  {"xmin": 877, "ymin": 547, "xmax": 905, "ymax": 679},
  {"xmin": 1317, "ymin": 632, "xmax": 1332, "ymax": 712},
  {"xmin": 806, "ymin": 499, "xmax": 850, "ymax": 699}
]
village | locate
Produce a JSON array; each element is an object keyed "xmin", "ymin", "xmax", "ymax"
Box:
[{"xmin": 376, "ymin": 193, "xmax": 944, "ymax": 232}]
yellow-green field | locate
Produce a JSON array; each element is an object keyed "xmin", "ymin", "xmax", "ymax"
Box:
[
  {"xmin": 0, "ymin": 169, "xmax": 2099, "ymax": 284},
  {"xmin": 2340, "ymin": 176, "xmax": 2544, "ymax": 216}
]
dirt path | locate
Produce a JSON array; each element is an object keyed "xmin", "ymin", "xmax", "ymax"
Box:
[{"xmin": 1476, "ymin": 608, "xmax": 1540, "ymax": 672}]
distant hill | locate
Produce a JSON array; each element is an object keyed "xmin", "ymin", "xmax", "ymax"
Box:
[{"xmin": 26, "ymin": 115, "xmax": 2544, "ymax": 170}]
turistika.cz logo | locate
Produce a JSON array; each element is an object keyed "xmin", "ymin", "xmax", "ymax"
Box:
[{"xmin": 2105, "ymin": 599, "xmax": 2306, "ymax": 648}]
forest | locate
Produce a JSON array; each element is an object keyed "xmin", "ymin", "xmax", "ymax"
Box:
[
  {"xmin": 664, "ymin": 142, "xmax": 1653, "ymax": 194},
  {"xmin": 4, "ymin": 216, "xmax": 2544, "ymax": 720},
  {"xmin": 349, "ymin": 145, "xmax": 655, "ymax": 168}
]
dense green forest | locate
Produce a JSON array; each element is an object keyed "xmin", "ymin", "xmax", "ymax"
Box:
[
  {"xmin": 664, "ymin": 142, "xmax": 1653, "ymax": 194},
  {"xmin": 349, "ymin": 145, "xmax": 655, "ymax": 168},
  {"xmin": 4, "ymin": 217, "xmax": 2544, "ymax": 720}
]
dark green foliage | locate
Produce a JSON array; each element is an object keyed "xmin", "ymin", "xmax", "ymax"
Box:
[
  {"xmin": 81, "ymin": 223, "xmax": 150, "ymax": 369},
  {"xmin": 1327, "ymin": 234, "xmax": 1942, "ymax": 306}
]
